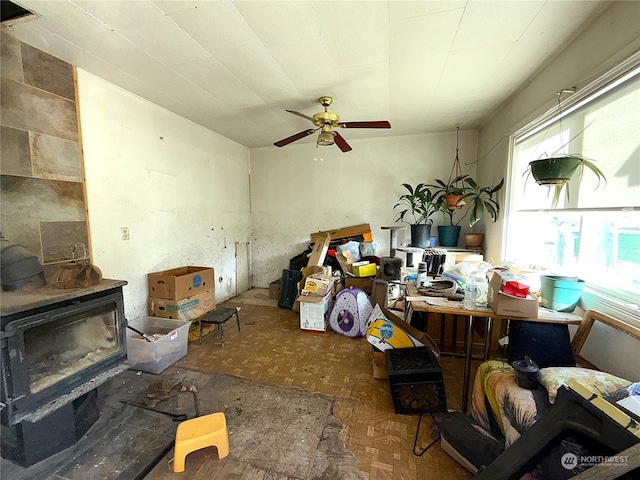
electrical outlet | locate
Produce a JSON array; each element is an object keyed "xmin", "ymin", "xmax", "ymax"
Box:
[{"xmin": 121, "ymin": 227, "xmax": 130, "ymax": 241}]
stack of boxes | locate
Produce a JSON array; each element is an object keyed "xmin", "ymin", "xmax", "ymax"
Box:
[
  {"xmin": 148, "ymin": 266, "xmax": 216, "ymax": 342},
  {"xmin": 296, "ymin": 233, "xmax": 334, "ymax": 332},
  {"xmin": 299, "ymin": 270, "xmax": 335, "ymax": 332}
]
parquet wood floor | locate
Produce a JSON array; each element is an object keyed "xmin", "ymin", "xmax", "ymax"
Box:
[{"xmin": 174, "ymin": 289, "xmax": 475, "ymax": 479}]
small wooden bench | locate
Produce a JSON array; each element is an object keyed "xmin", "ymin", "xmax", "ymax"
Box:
[{"xmin": 199, "ymin": 307, "xmax": 240, "ymax": 347}]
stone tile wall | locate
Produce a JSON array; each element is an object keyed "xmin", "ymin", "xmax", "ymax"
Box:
[{"xmin": 0, "ymin": 31, "xmax": 89, "ymax": 277}]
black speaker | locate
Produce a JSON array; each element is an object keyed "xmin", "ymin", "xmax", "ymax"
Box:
[{"xmin": 380, "ymin": 257, "xmax": 403, "ymax": 281}]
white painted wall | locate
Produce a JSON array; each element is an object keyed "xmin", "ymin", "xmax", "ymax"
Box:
[
  {"xmin": 77, "ymin": 70, "xmax": 251, "ymax": 320},
  {"xmin": 249, "ymin": 130, "xmax": 479, "ymax": 287}
]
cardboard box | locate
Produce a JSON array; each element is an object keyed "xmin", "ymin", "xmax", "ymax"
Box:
[
  {"xmin": 148, "ymin": 266, "xmax": 215, "ymax": 300},
  {"xmin": 345, "ymin": 276, "xmax": 375, "ymax": 294},
  {"xmin": 292, "ymin": 266, "xmax": 329, "ymax": 312},
  {"xmin": 336, "ymin": 250, "xmax": 354, "ymax": 274},
  {"xmin": 269, "ymin": 279, "xmax": 281, "ymax": 300},
  {"xmin": 307, "ymin": 233, "xmax": 331, "ymax": 267},
  {"xmin": 352, "ymin": 263, "xmax": 377, "ymax": 277},
  {"xmin": 148, "ymin": 289, "xmax": 215, "ymax": 321},
  {"xmin": 126, "ymin": 316, "xmax": 190, "ymax": 374},
  {"xmin": 299, "ymin": 290, "xmax": 333, "ymax": 332},
  {"xmin": 310, "ymin": 223, "xmax": 372, "ymax": 243},
  {"xmin": 488, "ymin": 271, "xmax": 539, "ymax": 318},
  {"xmin": 302, "ymin": 274, "xmax": 335, "ymax": 297}
]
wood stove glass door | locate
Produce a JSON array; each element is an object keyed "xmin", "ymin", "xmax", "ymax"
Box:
[{"xmin": 23, "ymin": 302, "xmax": 119, "ymax": 393}]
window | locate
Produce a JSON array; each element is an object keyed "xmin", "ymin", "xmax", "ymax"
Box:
[{"xmin": 504, "ymin": 53, "xmax": 640, "ymax": 320}]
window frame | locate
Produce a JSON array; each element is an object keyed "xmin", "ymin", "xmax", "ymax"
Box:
[{"xmin": 503, "ymin": 51, "xmax": 640, "ymax": 326}]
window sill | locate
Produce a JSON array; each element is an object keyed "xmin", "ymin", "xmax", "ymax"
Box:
[{"xmin": 578, "ymin": 286, "xmax": 640, "ymax": 328}]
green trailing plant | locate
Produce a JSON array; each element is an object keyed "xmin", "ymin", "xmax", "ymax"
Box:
[
  {"xmin": 524, "ymin": 110, "xmax": 606, "ymax": 208},
  {"xmin": 430, "ymin": 175, "xmax": 504, "ymax": 227},
  {"xmin": 393, "ymin": 183, "xmax": 437, "ymax": 225},
  {"xmin": 525, "ymin": 153, "xmax": 606, "ymax": 208}
]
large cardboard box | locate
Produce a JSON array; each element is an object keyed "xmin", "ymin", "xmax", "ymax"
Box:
[
  {"xmin": 299, "ymin": 291, "xmax": 333, "ymax": 332},
  {"xmin": 307, "ymin": 233, "xmax": 331, "ymax": 267},
  {"xmin": 310, "ymin": 224, "xmax": 372, "ymax": 243},
  {"xmin": 126, "ymin": 317, "xmax": 190, "ymax": 374},
  {"xmin": 488, "ymin": 271, "xmax": 538, "ymax": 318},
  {"xmin": 148, "ymin": 266, "xmax": 215, "ymax": 300},
  {"xmin": 149, "ymin": 289, "xmax": 215, "ymax": 321}
]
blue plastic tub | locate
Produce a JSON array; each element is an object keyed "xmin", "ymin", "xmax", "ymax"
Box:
[{"xmin": 540, "ymin": 275, "xmax": 585, "ymax": 312}]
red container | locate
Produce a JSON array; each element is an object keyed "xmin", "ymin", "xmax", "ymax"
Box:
[{"xmin": 501, "ymin": 281, "xmax": 530, "ymax": 298}]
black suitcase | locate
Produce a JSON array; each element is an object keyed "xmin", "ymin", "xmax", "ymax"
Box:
[{"xmin": 278, "ymin": 269, "xmax": 302, "ymax": 309}]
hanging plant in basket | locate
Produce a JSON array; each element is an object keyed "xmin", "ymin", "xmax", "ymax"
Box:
[
  {"xmin": 525, "ymin": 91, "xmax": 606, "ymax": 208},
  {"xmin": 526, "ymin": 153, "xmax": 606, "ymax": 208}
]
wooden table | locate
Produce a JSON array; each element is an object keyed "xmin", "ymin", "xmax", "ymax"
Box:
[{"xmin": 405, "ymin": 288, "xmax": 582, "ymax": 412}]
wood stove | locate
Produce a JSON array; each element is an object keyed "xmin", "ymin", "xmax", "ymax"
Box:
[{"xmin": 0, "ymin": 279, "xmax": 128, "ymax": 466}]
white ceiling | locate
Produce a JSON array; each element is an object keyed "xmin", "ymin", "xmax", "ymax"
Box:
[{"xmin": 5, "ymin": 0, "xmax": 607, "ymax": 149}]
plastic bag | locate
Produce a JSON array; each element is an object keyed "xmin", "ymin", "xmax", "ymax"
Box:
[
  {"xmin": 336, "ymin": 241, "xmax": 361, "ymax": 262},
  {"xmin": 442, "ymin": 261, "xmax": 475, "ymax": 284},
  {"xmin": 359, "ymin": 242, "xmax": 377, "ymax": 257}
]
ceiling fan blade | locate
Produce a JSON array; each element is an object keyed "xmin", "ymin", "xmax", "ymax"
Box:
[
  {"xmin": 286, "ymin": 110, "xmax": 314, "ymax": 123},
  {"xmin": 338, "ymin": 121, "xmax": 391, "ymax": 129},
  {"xmin": 274, "ymin": 129, "xmax": 318, "ymax": 147},
  {"xmin": 333, "ymin": 132, "xmax": 352, "ymax": 152}
]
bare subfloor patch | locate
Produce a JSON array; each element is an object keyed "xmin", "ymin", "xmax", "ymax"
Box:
[{"xmin": 2, "ymin": 368, "xmax": 366, "ymax": 480}]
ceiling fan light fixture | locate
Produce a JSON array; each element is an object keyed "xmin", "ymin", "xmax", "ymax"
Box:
[
  {"xmin": 317, "ymin": 131, "xmax": 335, "ymax": 146},
  {"xmin": 274, "ymin": 96, "xmax": 390, "ymax": 152}
]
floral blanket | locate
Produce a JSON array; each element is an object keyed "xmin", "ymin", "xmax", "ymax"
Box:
[{"xmin": 471, "ymin": 360, "xmax": 631, "ymax": 448}]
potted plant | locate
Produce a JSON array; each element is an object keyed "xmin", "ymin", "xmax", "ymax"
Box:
[
  {"xmin": 525, "ymin": 118, "xmax": 606, "ymax": 207},
  {"xmin": 430, "ymin": 176, "xmax": 504, "ymax": 247},
  {"xmin": 430, "ymin": 176, "xmax": 468, "ymax": 247},
  {"xmin": 463, "ymin": 177, "xmax": 504, "ymax": 228},
  {"xmin": 526, "ymin": 154, "xmax": 606, "ymax": 208},
  {"xmin": 393, "ymin": 183, "xmax": 437, "ymax": 248},
  {"xmin": 461, "ymin": 176, "xmax": 504, "ymax": 248}
]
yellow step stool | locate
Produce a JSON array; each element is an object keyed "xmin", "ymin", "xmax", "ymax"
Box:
[{"xmin": 173, "ymin": 412, "xmax": 229, "ymax": 473}]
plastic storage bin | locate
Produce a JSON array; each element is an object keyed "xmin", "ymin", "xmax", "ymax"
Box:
[
  {"xmin": 386, "ymin": 347, "xmax": 447, "ymax": 414},
  {"xmin": 540, "ymin": 275, "xmax": 585, "ymax": 312},
  {"xmin": 126, "ymin": 316, "xmax": 190, "ymax": 374}
]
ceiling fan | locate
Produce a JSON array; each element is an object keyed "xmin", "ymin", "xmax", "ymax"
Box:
[{"xmin": 274, "ymin": 96, "xmax": 391, "ymax": 152}]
